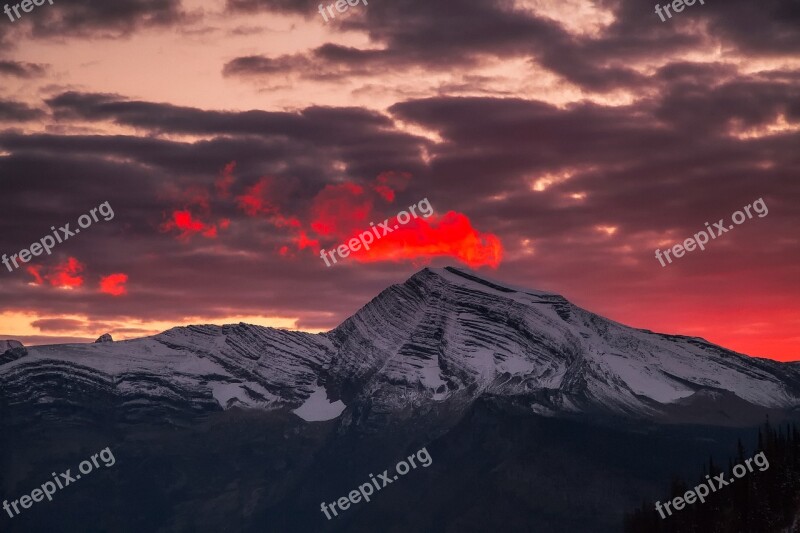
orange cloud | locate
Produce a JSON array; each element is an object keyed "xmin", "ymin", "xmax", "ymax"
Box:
[{"xmin": 100, "ymin": 273, "xmax": 128, "ymax": 296}]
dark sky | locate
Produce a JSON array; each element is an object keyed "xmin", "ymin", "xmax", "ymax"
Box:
[{"xmin": 0, "ymin": 0, "xmax": 798, "ymax": 360}]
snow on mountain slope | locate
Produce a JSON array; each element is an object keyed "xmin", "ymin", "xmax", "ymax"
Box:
[
  {"xmin": 0, "ymin": 324, "xmax": 334, "ymax": 419},
  {"xmin": 1, "ymin": 267, "xmax": 798, "ymax": 424}
]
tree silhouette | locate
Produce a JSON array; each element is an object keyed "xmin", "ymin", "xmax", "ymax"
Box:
[{"xmin": 624, "ymin": 419, "xmax": 800, "ymax": 533}]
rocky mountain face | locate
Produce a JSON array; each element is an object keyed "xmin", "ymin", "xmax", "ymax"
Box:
[{"xmin": 1, "ymin": 267, "xmax": 798, "ymax": 533}]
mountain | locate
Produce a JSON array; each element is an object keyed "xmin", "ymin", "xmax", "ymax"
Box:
[
  {"xmin": 2, "ymin": 267, "xmax": 798, "ymax": 426},
  {"xmin": 1, "ymin": 267, "xmax": 798, "ymax": 533}
]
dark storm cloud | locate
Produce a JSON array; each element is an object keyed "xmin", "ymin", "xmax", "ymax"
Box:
[
  {"xmin": 47, "ymin": 92, "xmax": 395, "ymax": 140},
  {"xmin": 701, "ymin": 0, "xmax": 800, "ymax": 55},
  {"xmin": 42, "ymin": 92, "xmax": 429, "ymax": 178},
  {"xmin": 30, "ymin": 318, "xmax": 87, "ymax": 332},
  {"xmin": 219, "ymin": 0, "xmax": 698, "ymax": 91},
  {"xmin": 222, "ymin": 0, "xmax": 587, "ymax": 84},
  {"xmin": 655, "ymin": 77, "xmax": 800, "ymax": 135},
  {"xmin": 654, "ymin": 62, "xmax": 739, "ymax": 84},
  {"xmin": 223, "ymin": 54, "xmax": 316, "ymax": 77},
  {"xmin": 221, "ymin": 0, "xmax": 800, "ymax": 95},
  {"xmin": 0, "ymin": 99, "xmax": 45, "ymax": 121},
  {"xmin": 0, "ymin": 60, "xmax": 47, "ymax": 78},
  {"xmin": 226, "ymin": 0, "xmax": 317, "ymax": 14},
  {"xmin": 14, "ymin": 0, "xmax": 189, "ymax": 38}
]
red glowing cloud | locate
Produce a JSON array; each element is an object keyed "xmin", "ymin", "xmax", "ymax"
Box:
[
  {"xmin": 161, "ymin": 210, "xmax": 220, "ymax": 240},
  {"xmin": 27, "ymin": 265, "xmax": 44, "ymax": 285},
  {"xmin": 310, "ymin": 183, "xmax": 373, "ymax": 236},
  {"xmin": 236, "ymin": 177, "xmax": 280, "ymax": 217},
  {"xmin": 196, "ymin": 165, "xmax": 502, "ymax": 267},
  {"xmin": 182, "ymin": 186, "xmax": 211, "ymax": 210},
  {"xmin": 296, "ymin": 230, "xmax": 320, "ymax": 252},
  {"xmin": 347, "ymin": 212, "xmax": 503, "ymax": 268},
  {"xmin": 100, "ymin": 273, "xmax": 128, "ymax": 296},
  {"xmin": 234, "ymin": 175, "xmax": 318, "ymax": 254},
  {"xmin": 46, "ymin": 257, "xmax": 85, "ymax": 289},
  {"xmin": 160, "ymin": 162, "xmax": 236, "ymax": 241},
  {"xmin": 372, "ymin": 171, "xmax": 411, "ymax": 202},
  {"xmin": 216, "ymin": 161, "xmax": 236, "ymax": 198}
]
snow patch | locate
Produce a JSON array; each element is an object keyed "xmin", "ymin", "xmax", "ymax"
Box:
[
  {"xmin": 292, "ymin": 385, "xmax": 346, "ymax": 422},
  {"xmin": 210, "ymin": 382, "xmax": 250, "ymax": 408}
]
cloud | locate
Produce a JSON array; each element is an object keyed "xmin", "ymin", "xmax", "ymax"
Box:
[
  {"xmin": 225, "ymin": 0, "xmax": 318, "ymax": 14},
  {"xmin": 30, "ymin": 318, "xmax": 87, "ymax": 332},
  {"xmin": 236, "ymin": 177, "xmax": 285, "ymax": 217},
  {"xmin": 217, "ymin": 0, "xmax": 800, "ymax": 97},
  {"xmin": 45, "ymin": 92, "xmax": 397, "ymax": 141},
  {"xmin": 159, "ymin": 164, "xmax": 236, "ymax": 241},
  {"xmin": 45, "ymin": 257, "xmax": 85, "ymax": 289},
  {"xmin": 24, "ymin": 0, "xmax": 190, "ymax": 38},
  {"xmin": 349, "ymin": 211, "xmax": 503, "ymax": 268},
  {"xmin": 310, "ymin": 182, "xmax": 374, "ymax": 236},
  {"xmin": 0, "ymin": 99, "xmax": 45, "ymax": 122},
  {"xmin": 99, "ymin": 273, "xmax": 128, "ymax": 296},
  {"xmin": 372, "ymin": 171, "xmax": 411, "ymax": 202},
  {"xmin": 700, "ymin": 0, "xmax": 800, "ymax": 55},
  {"xmin": 160, "ymin": 210, "xmax": 222, "ymax": 240},
  {"xmin": 215, "ymin": 161, "xmax": 236, "ymax": 198},
  {"xmin": 26, "ymin": 265, "xmax": 44, "ymax": 285},
  {"xmin": 0, "ymin": 60, "xmax": 47, "ymax": 78},
  {"xmin": 217, "ymin": 0, "xmax": 660, "ymax": 91}
]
